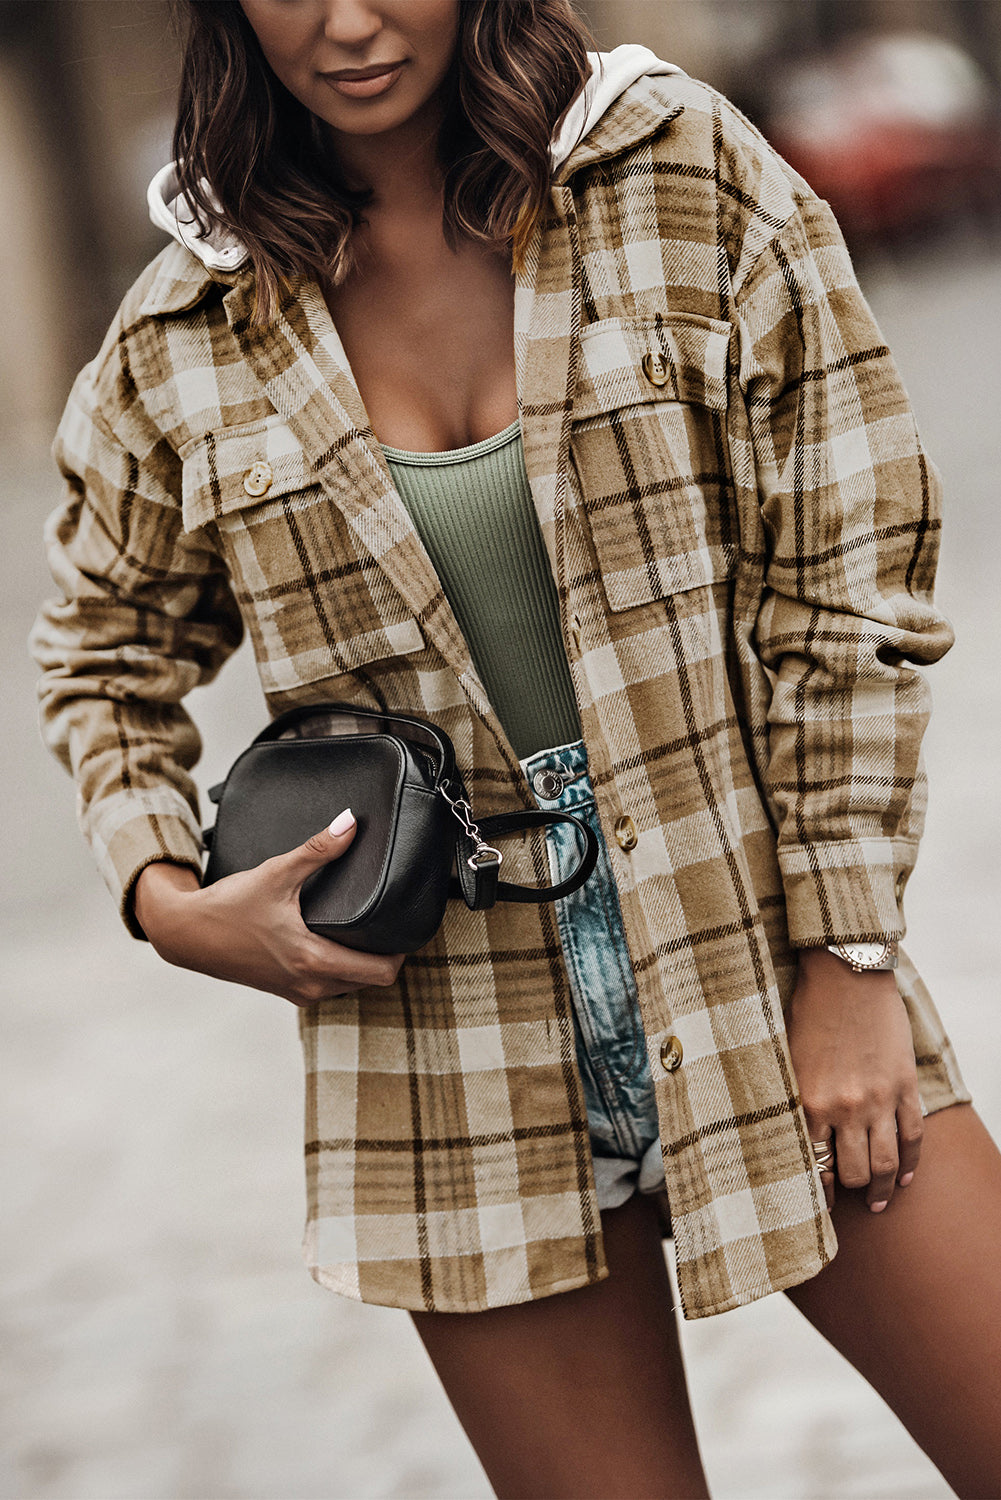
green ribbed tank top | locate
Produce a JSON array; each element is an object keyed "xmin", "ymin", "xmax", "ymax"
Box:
[{"xmin": 382, "ymin": 420, "xmax": 580, "ymax": 760}]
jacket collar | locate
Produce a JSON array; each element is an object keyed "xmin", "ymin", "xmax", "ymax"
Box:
[
  {"xmin": 554, "ymin": 73, "xmax": 686, "ymax": 183},
  {"xmin": 137, "ymin": 241, "xmax": 239, "ymax": 319}
]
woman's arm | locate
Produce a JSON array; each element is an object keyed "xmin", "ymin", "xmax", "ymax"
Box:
[
  {"xmin": 733, "ymin": 183, "xmax": 950, "ymax": 1206},
  {"xmin": 32, "ymin": 342, "xmax": 404, "ymax": 1000},
  {"xmin": 735, "ymin": 189, "xmax": 953, "ymax": 948}
]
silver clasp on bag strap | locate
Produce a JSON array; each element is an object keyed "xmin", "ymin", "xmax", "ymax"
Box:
[{"xmin": 439, "ymin": 784, "xmax": 503, "ymax": 872}]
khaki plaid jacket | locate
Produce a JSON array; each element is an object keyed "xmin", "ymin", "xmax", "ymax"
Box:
[{"xmin": 34, "ymin": 73, "xmax": 969, "ymax": 1318}]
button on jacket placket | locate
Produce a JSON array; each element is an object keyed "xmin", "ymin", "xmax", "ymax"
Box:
[
  {"xmin": 242, "ymin": 460, "xmax": 273, "ymax": 497},
  {"xmin": 532, "ymin": 177, "xmax": 693, "ymax": 1232},
  {"xmin": 544, "ymin": 122, "xmax": 828, "ymax": 1307}
]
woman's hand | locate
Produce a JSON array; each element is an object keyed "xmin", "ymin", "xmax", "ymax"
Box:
[
  {"xmin": 786, "ymin": 948, "xmax": 924, "ymax": 1214},
  {"xmin": 132, "ymin": 810, "xmax": 405, "ymax": 1005}
]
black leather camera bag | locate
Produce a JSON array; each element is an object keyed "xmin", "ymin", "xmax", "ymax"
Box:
[{"xmin": 202, "ymin": 702, "xmax": 599, "ymax": 954}]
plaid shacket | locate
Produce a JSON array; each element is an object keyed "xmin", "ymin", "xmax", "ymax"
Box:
[{"xmin": 34, "ymin": 73, "xmax": 969, "ymax": 1318}]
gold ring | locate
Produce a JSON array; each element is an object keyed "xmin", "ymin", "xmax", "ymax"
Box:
[{"xmin": 811, "ymin": 1138, "xmax": 835, "ymax": 1172}]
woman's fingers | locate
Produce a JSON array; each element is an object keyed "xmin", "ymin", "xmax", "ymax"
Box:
[
  {"xmin": 141, "ymin": 810, "xmax": 408, "ymax": 1004},
  {"xmin": 896, "ymin": 1095, "xmax": 925, "ymax": 1187},
  {"xmin": 809, "ymin": 1129, "xmax": 837, "ymax": 1211},
  {"xmin": 267, "ymin": 807, "xmax": 358, "ymax": 892},
  {"xmin": 864, "ymin": 1117, "xmax": 901, "ymax": 1211},
  {"xmin": 811, "ymin": 1101, "xmax": 922, "ymax": 1215},
  {"xmin": 293, "ymin": 935, "xmax": 406, "ymax": 1003},
  {"xmin": 832, "ymin": 1122, "xmax": 873, "ymax": 1201},
  {"xmin": 832, "ymin": 1118, "xmax": 903, "ymax": 1211},
  {"xmin": 789, "ymin": 959, "xmax": 923, "ymax": 1216},
  {"xmin": 254, "ymin": 809, "xmax": 406, "ymax": 1000}
]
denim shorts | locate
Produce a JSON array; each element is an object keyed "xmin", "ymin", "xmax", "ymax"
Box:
[{"xmin": 521, "ymin": 739, "xmax": 668, "ymax": 1213}]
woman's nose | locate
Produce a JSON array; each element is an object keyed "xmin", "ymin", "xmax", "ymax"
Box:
[{"xmin": 319, "ymin": 0, "xmax": 384, "ymax": 50}]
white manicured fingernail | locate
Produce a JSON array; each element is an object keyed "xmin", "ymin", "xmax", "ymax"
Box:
[
  {"xmin": 329, "ymin": 808, "xmax": 355, "ymax": 836},
  {"xmin": 871, "ymin": 1200, "xmax": 888, "ymax": 1213}
]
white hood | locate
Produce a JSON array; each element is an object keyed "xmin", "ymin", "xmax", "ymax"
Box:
[
  {"xmin": 147, "ymin": 45, "xmax": 681, "ymax": 272},
  {"xmin": 549, "ymin": 45, "xmax": 681, "ymax": 170}
]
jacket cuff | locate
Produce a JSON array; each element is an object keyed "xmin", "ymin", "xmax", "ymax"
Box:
[
  {"xmin": 82, "ymin": 787, "xmax": 205, "ymax": 940},
  {"xmin": 778, "ymin": 839, "xmax": 916, "ymax": 948}
]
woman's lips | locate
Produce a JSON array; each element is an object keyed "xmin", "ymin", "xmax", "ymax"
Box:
[{"xmin": 321, "ymin": 64, "xmax": 406, "ymax": 99}]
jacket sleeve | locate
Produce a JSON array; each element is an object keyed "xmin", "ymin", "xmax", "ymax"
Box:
[
  {"xmin": 733, "ymin": 189, "xmax": 953, "ymax": 947},
  {"xmin": 31, "ymin": 350, "xmax": 244, "ymax": 938}
]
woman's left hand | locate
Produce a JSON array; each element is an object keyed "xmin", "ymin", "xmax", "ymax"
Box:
[{"xmin": 786, "ymin": 948, "xmax": 924, "ymax": 1213}]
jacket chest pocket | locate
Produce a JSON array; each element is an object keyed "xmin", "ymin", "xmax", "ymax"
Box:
[
  {"xmin": 570, "ymin": 315, "xmax": 737, "ymax": 612},
  {"xmin": 180, "ymin": 418, "xmax": 424, "ymax": 689}
]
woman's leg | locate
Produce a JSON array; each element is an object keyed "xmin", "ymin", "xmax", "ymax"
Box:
[
  {"xmin": 410, "ymin": 1191, "xmax": 710, "ymax": 1500},
  {"xmin": 785, "ymin": 1103, "xmax": 1001, "ymax": 1499}
]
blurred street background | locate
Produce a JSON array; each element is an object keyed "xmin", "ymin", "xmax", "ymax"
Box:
[{"xmin": 3, "ymin": 3, "xmax": 1001, "ymax": 1498}]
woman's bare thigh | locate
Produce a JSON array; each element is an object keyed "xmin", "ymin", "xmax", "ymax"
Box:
[
  {"xmin": 410, "ymin": 1192, "xmax": 709, "ymax": 1500},
  {"xmin": 785, "ymin": 1102, "xmax": 1001, "ymax": 1499}
]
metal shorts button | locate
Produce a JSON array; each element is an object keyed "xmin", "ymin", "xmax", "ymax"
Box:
[
  {"xmin": 533, "ymin": 769, "xmax": 565, "ymax": 799},
  {"xmin": 243, "ymin": 460, "xmax": 273, "ymax": 497},
  {"xmin": 614, "ymin": 814, "xmax": 638, "ymax": 851},
  {"xmin": 641, "ymin": 350, "xmax": 670, "ymax": 387},
  {"xmin": 660, "ymin": 1035, "xmax": 683, "ymax": 1072}
]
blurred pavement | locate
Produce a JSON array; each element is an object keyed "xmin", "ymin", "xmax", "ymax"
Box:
[{"xmin": 4, "ymin": 233, "xmax": 1000, "ymax": 1500}]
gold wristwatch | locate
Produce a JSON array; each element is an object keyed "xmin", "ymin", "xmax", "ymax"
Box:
[{"xmin": 825, "ymin": 939, "xmax": 899, "ymax": 972}]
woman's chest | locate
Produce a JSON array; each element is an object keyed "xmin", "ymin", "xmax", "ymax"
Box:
[{"xmin": 323, "ymin": 237, "xmax": 518, "ymax": 452}]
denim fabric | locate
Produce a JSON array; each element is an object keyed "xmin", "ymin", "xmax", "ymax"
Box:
[{"xmin": 521, "ymin": 739, "xmax": 667, "ymax": 1211}]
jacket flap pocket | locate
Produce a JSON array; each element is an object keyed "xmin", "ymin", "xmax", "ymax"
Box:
[
  {"xmin": 570, "ymin": 316, "xmax": 736, "ymax": 613},
  {"xmin": 181, "ymin": 418, "xmax": 425, "ymax": 684},
  {"xmin": 181, "ymin": 418, "xmax": 318, "ymax": 533},
  {"xmin": 573, "ymin": 314, "xmax": 731, "ymax": 423}
]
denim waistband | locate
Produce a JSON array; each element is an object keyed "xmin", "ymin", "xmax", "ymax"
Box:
[{"xmin": 519, "ymin": 738, "xmax": 594, "ymax": 815}]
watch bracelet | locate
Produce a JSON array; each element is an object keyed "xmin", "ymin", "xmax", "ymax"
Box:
[{"xmin": 824, "ymin": 939, "xmax": 899, "ymax": 972}]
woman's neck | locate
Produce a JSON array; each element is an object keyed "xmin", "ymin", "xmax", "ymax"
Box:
[{"xmin": 327, "ymin": 92, "xmax": 445, "ymax": 213}]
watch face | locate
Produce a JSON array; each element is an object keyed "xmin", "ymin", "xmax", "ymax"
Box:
[{"xmin": 839, "ymin": 941, "xmax": 891, "ymax": 968}]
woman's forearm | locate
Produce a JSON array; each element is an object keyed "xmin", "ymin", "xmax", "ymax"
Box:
[{"xmin": 132, "ymin": 862, "xmax": 202, "ymax": 948}]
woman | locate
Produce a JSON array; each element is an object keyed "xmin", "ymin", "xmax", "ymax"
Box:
[{"xmin": 32, "ymin": 1, "xmax": 1001, "ymax": 1495}]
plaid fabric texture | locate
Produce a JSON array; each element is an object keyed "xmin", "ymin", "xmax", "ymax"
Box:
[{"xmin": 33, "ymin": 73, "xmax": 969, "ymax": 1319}]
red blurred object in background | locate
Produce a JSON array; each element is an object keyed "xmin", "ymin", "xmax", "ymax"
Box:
[{"xmin": 764, "ymin": 32, "xmax": 1001, "ymax": 244}]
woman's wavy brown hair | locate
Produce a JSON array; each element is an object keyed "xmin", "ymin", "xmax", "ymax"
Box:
[{"xmin": 171, "ymin": 0, "xmax": 593, "ymax": 322}]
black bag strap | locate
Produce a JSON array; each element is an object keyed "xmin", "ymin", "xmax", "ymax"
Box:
[{"xmin": 449, "ymin": 809, "xmax": 600, "ymax": 911}]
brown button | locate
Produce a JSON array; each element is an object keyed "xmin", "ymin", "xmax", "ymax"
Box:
[
  {"xmin": 243, "ymin": 460, "xmax": 273, "ymax": 498},
  {"xmin": 614, "ymin": 815, "xmax": 638, "ymax": 851},
  {"xmin": 570, "ymin": 615, "xmax": 583, "ymax": 654},
  {"xmin": 641, "ymin": 351, "xmax": 669, "ymax": 387},
  {"xmin": 659, "ymin": 1035, "xmax": 684, "ymax": 1072}
]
